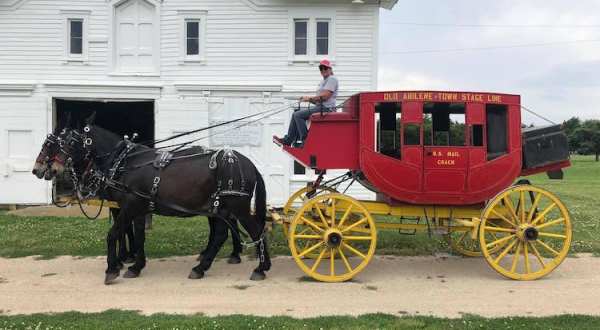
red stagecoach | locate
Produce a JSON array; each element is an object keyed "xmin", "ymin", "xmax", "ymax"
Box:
[{"xmin": 274, "ymin": 91, "xmax": 572, "ymax": 282}]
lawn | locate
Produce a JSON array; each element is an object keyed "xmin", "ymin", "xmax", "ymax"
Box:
[
  {"xmin": 1, "ymin": 311, "xmax": 600, "ymax": 330},
  {"xmin": 0, "ymin": 156, "xmax": 598, "ymax": 259}
]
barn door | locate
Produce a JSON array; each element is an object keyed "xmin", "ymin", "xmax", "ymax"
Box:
[
  {"xmin": 0, "ymin": 97, "xmax": 48, "ymax": 204},
  {"xmin": 115, "ymin": 0, "xmax": 157, "ymax": 73},
  {"xmin": 208, "ymin": 97, "xmax": 289, "ymax": 206}
]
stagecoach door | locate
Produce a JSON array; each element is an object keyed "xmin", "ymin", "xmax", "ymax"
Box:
[{"xmin": 421, "ymin": 102, "xmax": 469, "ymax": 194}]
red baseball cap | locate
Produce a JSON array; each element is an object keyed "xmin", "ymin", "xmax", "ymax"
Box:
[{"xmin": 319, "ymin": 59, "xmax": 332, "ymax": 68}]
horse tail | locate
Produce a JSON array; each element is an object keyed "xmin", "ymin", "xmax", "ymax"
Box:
[{"xmin": 254, "ymin": 168, "xmax": 267, "ymax": 226}]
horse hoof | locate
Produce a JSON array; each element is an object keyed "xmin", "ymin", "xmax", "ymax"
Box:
[
  {"xmin": 188, "ymin": 269, "xmax": 205, "ymax": 280},
  {"xmin": 124, "ymin": 257, "xmax": 136, "ymax": 264},
  {"xmin": 123, "ymin": 269, "xmax": 140, "ymax": 278},
  {"xmin": 104, "ymin": 272, "xmax": 119, "ymax": 285},
  {"xmin": 227, "ymin": 255, "xmax": 242, "ymax": 264},
  {"xmin": 250, "ymin": 271, "xmax": 266, "ymax": 281}
]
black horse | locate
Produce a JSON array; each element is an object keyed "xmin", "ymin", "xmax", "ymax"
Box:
[{"xmin": 51, "ymin": 123, "xmax": 270, "ymax": 284}]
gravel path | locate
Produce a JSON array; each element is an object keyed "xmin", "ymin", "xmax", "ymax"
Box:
[{"xmin": 1, "ymin": 255, "xmax": 598, "ymax": 318}]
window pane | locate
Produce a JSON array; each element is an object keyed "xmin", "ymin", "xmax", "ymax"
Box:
[
  {"xmin": 187, "ymin": 38, "xmax": 199, "ymax": 55},
  {"xmin": 186, "ymin": 21, "xmax": 199, "ymax": 38},
  {"xmin": 316, "ymin": 38, "xmax": 328, "ymax": 55},
  {"xmin": 317, "ymin": 21, "xmax": 329, "ymax": 38},
  {"xmin": 295, "ymin": 21, "xmax": 307, "ymax": 38},
  {"xmin": 472, "ymin": 125, "xmax": 484, "ymax": 146},
  {"xmin": 70, "ymin": 37, "xmax": 82, "ymax": 54},
  {"xmin": 294, "ymin": 20, "xmax": 307, "ymax": 55},
  {"xmin": 70, "ymin": 20, "xmax": 82, "ymax": 38}
]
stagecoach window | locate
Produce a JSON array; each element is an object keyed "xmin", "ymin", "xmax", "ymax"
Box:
[
  {"xmin": 375, "ymin": 102, "xmax": 401, "ymax": 159},
  {"xmin": 423, "ymin": 102, "xmax": 466, "ymax": 146},
  {"xmin": 294, "ymin": 20, "xmax": 308, "ymax": 55},
  {"xmin": 471, "ymin": 125, "xmax": 484, "ymax": 147},
  {"xmin": 486, "ymin": 104, "xmax": 508, "ymax": 160},
  {"xmin": 403, "ymin": 124, "xmax": 421, "ymax": 146},
  {"xmin": 316, "ymin": 21, "xmax": 329, "ymax": 55}
]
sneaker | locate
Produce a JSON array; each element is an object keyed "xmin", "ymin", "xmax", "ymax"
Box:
[
  {"xmin": 273, "ymin": 135, "xmax": 292, "ymax": 146},
  {"xmin": 292, "ymin": 140, "xmax": 304, "ymax": 148}
]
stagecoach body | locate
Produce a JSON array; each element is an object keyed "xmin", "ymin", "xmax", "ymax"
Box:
[{"xmin": 275, "ymin": 91, "xmax": 573, "ymax": 283}]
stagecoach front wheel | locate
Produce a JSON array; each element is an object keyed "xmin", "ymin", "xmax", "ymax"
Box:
[
  {"xmin": 288, "ymin": 193, "xmax": 377, "ymax": 282},
  {"xmin": 479, "ymin": 185, "xmax": 572, "ymax": 280}
]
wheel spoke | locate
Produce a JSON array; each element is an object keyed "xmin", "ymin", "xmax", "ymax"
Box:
[
  {"xmin": 538, "ymin": 232, "xmax": 567, "ymax": 240},
  {"xmin": 486, "ymin": 234, "xmax": 516, "ymax": 249},
  {"xmin": 331, "ymin": 198, "xmax": 336, "ymax": 227},
  {"xmin": 344, "ymin": 235, "xmax": 373, "ymax": 241},
  {"xmin": 535, "ymin": 218, "xmax": 565, "ymax": 230},
  {"xmin": 528, "ymin": 241, "xmax": 546, "ymax": 267},
  {"xmin": 523, "ymin": 241, "xmax": 531, "ymax": 274},
  {"xmin": 510, "ymin": 242, "xmax": 521, "ymax": 273},
  {"xmin": 503, "ymin": 196, "xmax": 520, "ymax": 225},
  {"xmin": 494, "ymin": 238, "xmax": 518, "ymax": 264},
  {"xmin": 519, "ymin": 191, "xmax": 526, "ymax": 224},
  {"xmin": 294, "ymin": 234, "xmax": 322, "ymax": 240},
  {"xmin": 491, "ymin": 209, "xmax": 517, "ymax": 228},
  {"xmin": 298, "ymin": 241, "xmax": 325, "ymax": 258},
  {"xmin": 531, "ymin": 203, "xmax": 556, "ymax": 226},
  {"xmin": 455, "ymin": 231, "xmax": 469, "ymax": 247},
  {"xmin": 337, "ymin": 205, "xmax": 353, "ymax": 228},
  {"xmin": 314, "ymin": 204, "xmax": 330, "ymax": 229},
  {"xmin": 484, "ymin": 226, "xmax": 516, "ymax": 233},
  {"xmin": 535, "ymin": 240, "xmax": 560, "ymax": 257},
  {"xmin": 341, "ymin": 217, "xmax": 368, "ymax": 233},
  {"xmin": 342, "ymin": 242, "xmax": 366, "ymax": 259},
  {"xmin": 310, "ymin": 248, "xmax": 327, "ymax": 272},
  {"xmin": 338, "ymin": 248, "xmax": 353, "ymax": 273},
  {"xmin": 300, "ymin": 216, "xmax": 325, "ymax": 233},
  {"xmin": 330, "ymin": 248, "xmax": 336, "ymax": 276},
  {"xmin": 526, "ymin": 192, "xmax": 542, "ymax": 223}
]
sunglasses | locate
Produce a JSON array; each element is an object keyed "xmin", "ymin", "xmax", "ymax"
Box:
[{"xmin": 319, "ymin": 65, "xmax": 330, "ymax": 71}]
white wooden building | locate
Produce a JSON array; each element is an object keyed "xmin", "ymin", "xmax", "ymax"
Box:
[{"xmin": 0, "ymin": 0, "xmax": 397, "ymax": 205}]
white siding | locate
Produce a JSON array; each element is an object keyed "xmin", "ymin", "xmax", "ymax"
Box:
[{"xmin": 0, "ymin": 0, "xmax": 383, "ymax": 205}]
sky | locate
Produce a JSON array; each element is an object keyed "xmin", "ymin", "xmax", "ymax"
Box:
[{"xmin": 377, "ymin": 0, "xmax": 600, "ymax": 125}]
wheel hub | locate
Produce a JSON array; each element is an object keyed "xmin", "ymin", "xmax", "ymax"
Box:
[
  {"xmin": 517, "ymin": 224, "xmax": 538, "ymax": 242},
  {"xmin": 324, "ymin": 229, "xmax": 343, "ymax": 248}
]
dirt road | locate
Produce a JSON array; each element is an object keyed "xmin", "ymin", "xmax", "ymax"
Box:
[{"xmin": 1, "ymin": 255, "xmax": 599, "ymax": 318}]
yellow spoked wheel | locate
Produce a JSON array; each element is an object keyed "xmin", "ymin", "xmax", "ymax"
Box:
[
  {"xmin": 479, "ymin": 185, "xmax": 572, "ymax": 280},
  {"xmin": 288, "ymin": 193, "xmax": 377, "ymax": 282},
  {"xmin": 282, "ymin": 186, "xmax": 338, "ymax": 238},
  {"xmin": 446, "ymin": 226, "xmax": 506, "ymax": 257}
]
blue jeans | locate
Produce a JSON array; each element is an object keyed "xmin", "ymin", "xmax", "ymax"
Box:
[{"xmin": 286, "ymin": 105, "xmax": 333, "ymax": 142}]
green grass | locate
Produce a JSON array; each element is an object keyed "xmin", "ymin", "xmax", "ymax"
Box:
[
  {"xmin": 0, "ymin": 311, "xmax": 600, "ymax": 330},
  {"xmin": 0, "ymin": 156, "xmax": 598, "ymax": 259}
]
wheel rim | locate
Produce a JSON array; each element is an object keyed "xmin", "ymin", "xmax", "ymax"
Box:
[
  {"xmin": 288, "ymin": 193, "xmax": 377, "ymax": 282},
  {"xmin": 479, "ymin": 185, "xmax": 572, "ymax": 280}
]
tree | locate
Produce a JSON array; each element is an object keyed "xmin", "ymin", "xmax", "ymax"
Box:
[
  {"xmin": 574, "ymin": 120, "xmax": 600, "ymax": 161},
  {"xmin": 562, "ymin": 117, "xmax": 582, "ymax": 152}
]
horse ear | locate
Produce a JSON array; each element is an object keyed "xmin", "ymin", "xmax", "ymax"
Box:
[{"xmin": 85, "ymin": 111, "xmax": 97, "ymax": 125}]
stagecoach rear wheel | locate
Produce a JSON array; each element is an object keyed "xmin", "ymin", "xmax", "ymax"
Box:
[
  {"xmin": 282, "ymin": 186, "xmax": 338, "ymax": 238},
  {"xmin": 479, "ymin": 185, "xmax": 572, "ymax": 280},
  {"xmin": 288, "ymin": 193, "xmax": 377, "ymax": 282}
]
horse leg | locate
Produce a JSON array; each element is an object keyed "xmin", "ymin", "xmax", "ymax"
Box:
[
  {"xmin": 197, "ymin": 217, "xmax": 216, "ymax": 261},
  {"xmin": 228, "ymin": 220, "xmax": 242, "ymax": 264},
  {"xmin": 189, "ymin": 217, "xmax": 229, "ymax": 280},
  {"xmin": 234, "ymin": 206, "xmax": 270, "ymax": 281},
  {"xmin": 124, "ymin": 220, "xmax": 136, "ymax": 264},
  {"xmin": 104, "ymin": 209, "xmax": 127, "ymax": 285},
  {"xmin": 112, "ymin": 208, "xmax": 129, "ymax": 266},
  {"xmin": 123, "ymin": 214, "xmax": 147, "ymax": 278}
]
